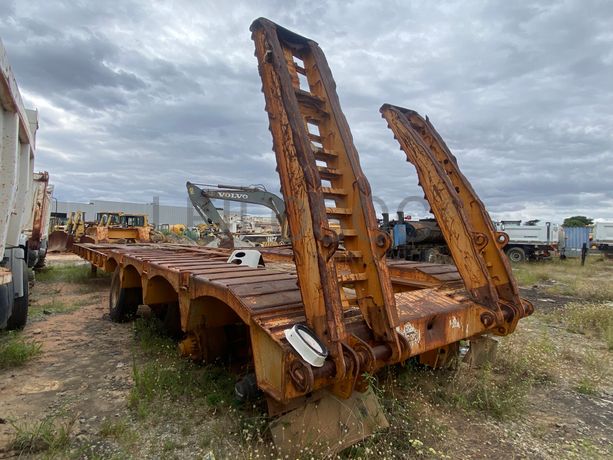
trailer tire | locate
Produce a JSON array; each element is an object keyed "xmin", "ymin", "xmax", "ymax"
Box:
[
  {"xmin": 506, "ymin": 247, "xmax": 526, "ymax": 263},
  {"xmin": 109, "ymin": 268, "xmax": 140, "ymax": 322},
  {"xmin": 6, "ymin": 262, "xmax": 29, "ymax": 330}
]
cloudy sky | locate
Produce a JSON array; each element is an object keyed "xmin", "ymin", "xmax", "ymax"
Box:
[{"xmin": 1, "ymin": 0, "xmax": 612, "ymax": 222}]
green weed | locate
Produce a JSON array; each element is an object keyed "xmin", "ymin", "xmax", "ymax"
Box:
[
  {"xmin": 29, "ymin": 298, "xmax": 79, "ymax": 320},
  {"xmin": 9, "ymin": 414, "xmax": 75, "ymax": 455},
  {"xmin": 562, "ymin": 302, "xmax": 613, "ymax": 349},
  {"xmin": 99, "ymin": 418, "xmax": 138, "ymax": 446},
  {"xmin": 36, "ymin": 264, "xmax": 109, "ymax": 284},
  {"xmin": 129, "ymin": 318, "xmax": 236, "ymax": 419},
  {"xmin": 513, "ymin": 257, "xmax": 613, "ymax": 301},
  {"xmin": 0, "ymin": 332, "xmax": 41, "ymax": 370}
]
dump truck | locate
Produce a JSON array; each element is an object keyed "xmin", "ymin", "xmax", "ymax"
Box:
[
  {"xmin": 25, "ymin": 172, "xmax": 53, "ymax": 268},
  {"xmin": 592, "ymin": 221, "xmax": 613, "ymax": 258},
  {"xmin": 72, "ymin": 19, "xmax": 532, "ymax": 454},
  {"xmin": 1, "ymin": 38, "xmax": 42, "ymax": 329},
  {"xmin": 494, "ymin": 220, "xmax": 564, "ymax": 262}
]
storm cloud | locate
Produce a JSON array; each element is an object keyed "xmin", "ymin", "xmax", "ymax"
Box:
[{"xmin": 1, "ymin": 0, "xmax": 612, "ymax": 222}]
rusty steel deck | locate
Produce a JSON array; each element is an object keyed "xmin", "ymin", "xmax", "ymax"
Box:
[
  {"xmin": 74, "ymin": 242, "xmax": 500, "ymax": 408},
  {"xmin": 257, "ymin": 246, "xmax": 463, "ymax": 291}
]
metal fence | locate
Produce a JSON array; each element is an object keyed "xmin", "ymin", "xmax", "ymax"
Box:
[{"xmin": 562, "ymin": 226, "xmax": 591, "ymax": 257}]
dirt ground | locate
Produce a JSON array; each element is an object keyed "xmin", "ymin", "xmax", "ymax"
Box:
[
  {"xmin": 0, "ymin": 255, "xmax": 134, "ymax": 458},
  {"xmin": 0, "ymin": 255, "xmax": 611, "ymax": 459}
]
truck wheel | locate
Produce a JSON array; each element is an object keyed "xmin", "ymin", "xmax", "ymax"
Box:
[
  {"xmin": 7, "ymin": 262, "xmax": 29, "ymax": 330},
  {"xmin": 506, "ymin": 247, "xmax": 526, "ymax": 263},
  {"xmin": 109, "ymin": 268, "xmax": 140, "ymax": 322}
]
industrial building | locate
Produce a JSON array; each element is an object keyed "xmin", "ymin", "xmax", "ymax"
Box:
[{"xmin": 51, "ymin": 196, "xmax": 279, "ymax": 229}]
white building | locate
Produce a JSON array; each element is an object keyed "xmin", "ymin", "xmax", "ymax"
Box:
[{"xmin": 52, "ymin": 196, "xmax": 279, "ymax": 230}]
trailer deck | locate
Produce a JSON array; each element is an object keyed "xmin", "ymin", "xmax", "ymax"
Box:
[{"xmin": 74, "ymin": 242, "xmax": 503, "ymax": 409}]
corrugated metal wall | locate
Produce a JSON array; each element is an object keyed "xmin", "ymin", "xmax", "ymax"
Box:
[{"xmin": 562, "ymin": 226, "xmax": 591, "ymax": 257}]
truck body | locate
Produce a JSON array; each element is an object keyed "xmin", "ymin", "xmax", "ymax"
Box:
[
  {"xmin": 25, "ymin": 172, "xmax": 52, "ymax": 268},
  {"xmin": 495, "ymin": 220, "xmax": 563, "ymax": 262},
  {"xmin": 0, "ymin": 38, "xmax": 41, "ymax": 329},
  {"xmin": 592, "ymin": 222, "xmax": 613, "ymax": 256}
]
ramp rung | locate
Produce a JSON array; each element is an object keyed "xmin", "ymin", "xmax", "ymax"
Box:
[
  {"xmin": 326, "ymin": 207, "xmax": 352, "ymax": 216},
  {"xmin": 295, "ymin": 89, "xmax": 327, "ymax": 115},
  {"xmin": 321, "ymin": 187, "xmax": 347, "ymax": 197},
  {"xmin": 308, "ymin": 132, "xmax": 324, "ymax": 144},
  {"xmin": 318, "ymin": 166, "xmax": 342, "ymax": 179},
  {"xmin": 314, "ymin": 147, "xmax": 338, "ymax": 161},
  {"xmin": 338, "ymin": 272, "xmax": 368, "ymax": 283},
  {"xmin": 338, "ymin": 229, "xmax": 358, "ymax": 237}
]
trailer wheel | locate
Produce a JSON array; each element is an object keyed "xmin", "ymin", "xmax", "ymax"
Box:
[
  {"xmin": 6, "ymin": 261, "xmax": 29, "ymax": 330},
  {"xmin": 109, "ymin": 267, "xmax": 140, "ymax": 322},
  {"xmin": 506, "ymin": 247, "xmax": 526, "ymax": 263}
]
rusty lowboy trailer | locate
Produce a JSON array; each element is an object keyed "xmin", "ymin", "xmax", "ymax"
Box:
[{"xmin": 73, "ymin": 18, "xmax": 532, "ymax": 452}]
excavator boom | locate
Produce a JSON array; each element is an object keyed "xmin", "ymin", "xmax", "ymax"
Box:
[
  {"xmin": 192, "ymin": 183, "xmax": 289, "ymax": 240},
  {"xmin": 186, "ymin": 182, "xmax": 232, "ymax": 236}
]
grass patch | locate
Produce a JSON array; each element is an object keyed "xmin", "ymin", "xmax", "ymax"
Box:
[
  {"xmin": 99, "ymin": 418, "xmax": 138, "ymax": 446},
  {"xmin": 512, "ymin": 257, "xmax": 613, "ymax": 301},
  {"xmin": 30, "ymin": 298, "xmax": 80, "ymax": 320},
  {"xmin": 497, "ymin": 331, "xmax": 559, "ymax": 383},
  {"xmin": 573, "ymin": 350, "xmax": 610, "ymax": 396},
  {"xmin": 36, "ymin": 264, "xmax": 109, "ymax": 284},
  {"xmin": 562, "ymin": 302, "xmax": 613, "ymax": 349},
  {"xmin": 0, "ymin": 331, "xmax": 41, "ymax": 370},
  {"xmin": 9, "ymin": 414, "xmax": 75, "ymax": 455},
  {"xmin": 128, "ymin": 317, "xmax": 276, "ymax": 457},
  {"xmin": 513, "ymin": 265, "xmax": 551, "ymax": 286},
  {"xmin": 392, "ymin": 332, "xmax": 560, "ymax": 422},
  {"xmin": 129, "ymin": 318, "xmax": 237, "ymax": 419}
]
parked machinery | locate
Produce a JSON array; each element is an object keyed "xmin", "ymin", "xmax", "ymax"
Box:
[
  {"xmin": 83, "ymin": 212, "xmax": 151, "ymax": 243},
  {"xmin": 592, "ymin": 221, "xmax": 613, "ymax": 258},
  {"xmin": 187, "ymin": 181, "xmax": 288, "ymax": 247},
  {"xmin": 73, "ymin": 19, "xmax": 532, "ymax": 454},
  {"xmin": 49, "ymin": 211, "xmax": 151, "ymax": 250},
  {"xmin": 1, "ymin": 38, "xmax": 42, "ymax": 329},
  {"xmin": 494, "ymin": 220, "xmax": 564, "ymax": 262},
  {"xmin": 48, "ymin": 210, "xmax": 85, "ymax": 252},
  {"xmin": 381, "ymin": 212, "xmax": 451, "ymax": 263},
  {"xmin": 187, "ymin": 182, "xmax": 288, "ymax": 240}
]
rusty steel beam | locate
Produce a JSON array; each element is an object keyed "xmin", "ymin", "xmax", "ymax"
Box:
[
  {"xmin": 251, "ymin": 18, "xmax": 402, "ymax": 371},
  {"xmin": 380, "ymin": 104, "xmax": 533, "ymax": 334}
]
